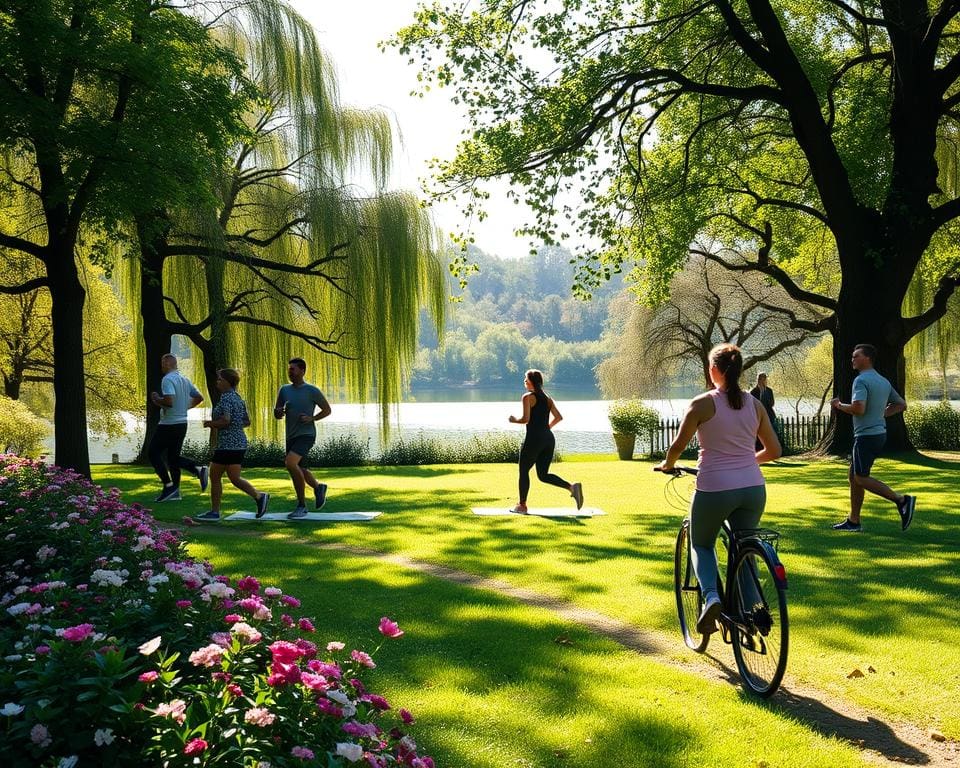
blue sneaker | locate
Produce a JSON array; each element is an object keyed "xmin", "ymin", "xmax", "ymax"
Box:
[
  {"xmin": 832, "ymin": 518, "xmax": 862, "ymax": 532},
  {"xmin": 155, "ymin": 486, "xmax": 181, "ymax": 502},
  {"xmin": 193, "ymin": 510, "xmax": 220, "ymax": 523}
]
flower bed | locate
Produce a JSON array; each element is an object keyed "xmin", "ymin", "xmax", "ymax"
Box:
[{"xmin": 0, "ymin": 455, "xmax": 434, "ymax": 767}]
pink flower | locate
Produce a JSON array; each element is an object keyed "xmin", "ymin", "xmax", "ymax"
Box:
[
  {"xmin": 244, "ymin": 707, "xmax": 276, "ymax": 726},
  {"xmin": 264, "ymin": 587, "xmax": 282, "ymax": 597},
  {"xmin": 269, "ymin": 640, "xmax": 303, "ymax": 664},
  {"xmin": 224, "ymin": 614, "xmax": 242, "ymax": 623},
  {"xmin": 281, "ymin": 613, "xmax": 295, "ymax": 627},
  {"xmin": 154, "ymin": 699, "xmax": 187, "ymax": 724},
  {"xmin": 226, "ymin": 683, "xmax": 243, "ymax": 697},
  {"xmin": 138, "ymin": 671, "xmax": 159, "ymax": 683},
  {"xmin": 237, "ymin": 576, "xmax": 261, "ymax": 594},
  {"xmin": 351, "ymin": 650, "xmax": 376, "ymax": 669},
  {"xmin": 300, "ymin": 672, "xmax": 329, "ymax": 691},
  {"xmin": 400, "ymin": 708, "xmax": 415, "ymax": 725},
  {"xmin": 317, "ymin": 698, "xmax": 344, "ymax": 718},
  {"xmin": 183, "ymin": 738, "xmax": 208, "ymax": 755},
  {"xmin": 34, "ymin": 645, "xmax": 51, "ymax": 655},
  {"xmin": 61, "ymin": 623, "xmax": 95, "ymax": 642},
  {"xmin": 362, "ymin": 693, "xmax": 390, "ymax": 711},
  {"xmin": 291, "ymin": 746, "xmax": 315, "ymax": 760},
  {"xmin": 342, "ymin": 720, "xmax": 380, "ymax": 739},
  {"xmin": 189, "ymin": 643, "xmax": 226, "ymax": 668},
  {"xmin": 281, "ymin": 595, "xmax": 301, "ymax": 607},
  {"xmin": 327, "ymin": 641, "xmax": 345, "ymax": 652},
  {"xmin": 378, "ymin": 617, "xmax": 404, "ymax": 639},
  {"xmin": 30, "ymin": 723, "xmax": 51, "ymax": 747},
  {"xmin": 298, "ymin": 618, "xmax": 315, "ymax": 632},
  {"xmin": 175, "ymin": 600, "xmax": 192, "ymax": 609}
]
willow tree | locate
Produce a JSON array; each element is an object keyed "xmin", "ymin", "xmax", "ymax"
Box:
[
  {"xmin": 122, "ymin": 0, "xmax": 445, "ymax": 446},
  {"xmin": 395, "ymin": 0, "xmax": 960, "ymax": 452},
  {"xmin": 0, "ymin": 0, "xmax": 249, "ymax": 475}
]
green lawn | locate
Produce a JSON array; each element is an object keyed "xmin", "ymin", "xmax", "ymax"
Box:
[{"xmin": 95, "ymin": 453, "xmax": 960, "ymax": 764}]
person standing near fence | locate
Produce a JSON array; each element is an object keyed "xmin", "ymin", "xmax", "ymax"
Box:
[
  {"xmin": 194, "ymin": 369, "xmax": 270, "ymax": 522},
  {"xmin": 508, "ymin": 369, "xmax": 583, "ymax": 513},
  {"xmin": 274, "ymin": 357, "xmax": 331, "ymax": 519},
  {"xmin": 148, "ymin": 354, "xmax": 208, "ymax": 502},
  {"xmin": 750, "ymin": 373, "xmax": 778, "ymax": 451},
  {"xmin": 830, "ymin": 343, "xmax": 915, "ymax": 533}
]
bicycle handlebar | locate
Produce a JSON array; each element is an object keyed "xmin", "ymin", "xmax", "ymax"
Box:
[{"xmin": 653, "ymin": 466, "xmax": 698, "ymax": 476}]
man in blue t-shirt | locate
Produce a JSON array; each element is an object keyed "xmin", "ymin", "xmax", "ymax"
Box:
[
  {"xmin": 830, "ymin": 343, "xmax": 915, "ymax": 532},
  {"xmin": 148, "ymin": 354, "xmax": 208, "ymax": 502},
  {"xmin": 273, "ymin": 357, "xmax": 332, "ymax": 519}
]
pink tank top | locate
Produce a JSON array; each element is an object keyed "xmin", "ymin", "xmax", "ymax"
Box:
[{"xmin": 696, "ymin": 389, "xmax": 764, "ymax": 492}]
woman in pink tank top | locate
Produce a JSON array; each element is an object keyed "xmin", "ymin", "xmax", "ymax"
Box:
[{"xmin": 657, "ymin": 344, "xmax": 781, "ymax": 636}]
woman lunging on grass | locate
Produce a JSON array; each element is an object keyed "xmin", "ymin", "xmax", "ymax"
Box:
[
  {"xmin": 508, "ymin": 369, "xmax": 583, "ymax": 514},
  {"xmin": 194, "ymin": 369, "xmax": 269, "ymax": 522},
  {"xmin": 657, "ymin": 344, "xmax": 781, "ymax": 634}
]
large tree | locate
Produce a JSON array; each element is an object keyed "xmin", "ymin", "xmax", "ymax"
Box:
[
  {"xmin": 121, "ymin": 0, "xmax": 446, "ymax": 449},
  {"xmin": 395, "ymin": 0, "xmax": 960, "ymax": 451},
  {"xmin": 0, "ymin": 0, "xmax": 249, "ymax": 475}
]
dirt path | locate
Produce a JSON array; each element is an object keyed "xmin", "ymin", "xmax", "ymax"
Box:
[
  {"xmin": 318, "ymin": 542, "xmax": 958, "ymax": 767},
  {"xmin": 180, "ymin": 524, "xmax": 959, "ymax": 766}
]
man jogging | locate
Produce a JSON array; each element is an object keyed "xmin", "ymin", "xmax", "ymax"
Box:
[
  {"xmin": 274, "ymin": 357, "xmax": 331, "ymax": 519},
  {"xmin": 148, "ymin": 354, "xmax": 208, "ymax": 502},
  {"xmin": 830, "ymin": 343, "xmax": 915, "ymax": 532}
]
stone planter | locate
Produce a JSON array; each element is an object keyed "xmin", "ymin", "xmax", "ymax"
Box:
[{"xmin": 613, "ymin": 432, "xmax": 636, "ymax": 460}]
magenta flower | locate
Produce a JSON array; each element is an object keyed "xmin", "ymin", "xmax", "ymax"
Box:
[
  {"xmin": 236, "ymin": 575, "xmax": 261, "ymax": 594},
  {"xmin": 175, "ymin": 600, "xmax": 192, "ymax": 609},
  {"xmin": 281, "ymin": 594, "xmax": 301, "ymax": 607},
  {"xmin": 183, "ymin": 738, "xmax": 208, "ymax": 755},
  {"xmin": 291, "ymin": 746, "xmax": 315, "ymax": 760},
  {"xmin": 400, "ymin": 708, "xmax": 415, "ymax": 725},
  {"xmin": 378, "ymin": 617, "xmax": 404, "ymax": 639},
  {"xmin": 362, "ymin": 693, "xmax": 391, "ymax": 711},
  {"xmin": 138, "ymin": 671, "xmax": 159, "ymax": 683},
  {"xmin": 298, "ymin": 617, "xmax": 315, "ymax": 632},
  {"xmin": 224, "ymin": 614, "xmax": 242, "ymax": 623},
  {"xmin": 34, "ymin": 645, "xmax": 51, "ymax": 655},
  {"xmin": 269, "ymin": 640, "xmax": 303, "ymax": 664},
  {"xmin": 61, "ymin": 623, "xmax": 95, "ymax": 642},
  {"xmin": 351, "ymin": 649, "xmax": 376, "ymax": 669}
]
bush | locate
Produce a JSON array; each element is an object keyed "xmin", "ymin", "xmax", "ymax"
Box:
[
  {"xmin": 0, "ymin": 397, "xmax": 48, "ymax": 456},
  {"xmin": 905, "ymin": 401, "xmax": 960, "ymax": 450},
  {"xmin": 180, "ymin": 434, "xmax": 370, "ymax": 468},
  {"xmin": 607, "ymin": 400, "xmax": 661, "ymax": 436},
  {"xmin": 0, "ymin": 455, "xmax": 433, "ymax": 767},
  {"xmin": 379, "ymin": 432, "xmax": 522, "ymax": 465}
]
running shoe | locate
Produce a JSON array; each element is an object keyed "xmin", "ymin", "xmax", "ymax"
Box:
[
  {"xmin": 287, "ymin": 506, "xmax": 308, "ymax": 520},
  {"xmin": 193, "ymin": 511, "xmax": 221, "ymax": 523},
  {"xmin": 198, "ymin": 466, "xmax": 209, "ymax": 493},
  {"xmin": 696, "ymin": 594, "xmax": 722, "ymax": 635},
  {"xmin": 315, "ymin": 483, "xmax": 328, "ymax": 510},
  {"xmin": 831, "ymin": 518, "xmax": 862, "ymax": 532},
  {"xmin": 255, "ymin": 492, "xmax": 270, "ymax": 519},
  {"xmin": 897, "ymin": 494, "xmax": 916, "ymax": 531},
  {"xmin": 155, "ymin": 486, "xmax": 181, "ymax": 502},
  {"xmin": 570, "ymin": 482, "xmax": 584, "ymax": 510}
]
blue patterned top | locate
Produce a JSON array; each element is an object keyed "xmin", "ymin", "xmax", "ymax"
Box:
[{"xmin": 212, "ymin": 389, "xmax": 249, "ymax": 450}]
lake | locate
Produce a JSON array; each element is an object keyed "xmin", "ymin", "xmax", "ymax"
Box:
[{"xmin": 72, "ymin": 390, "xmax": 838, "ymax": 463}]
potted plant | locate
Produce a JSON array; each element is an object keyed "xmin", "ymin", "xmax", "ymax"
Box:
[{"xmin": 608, "ymin": 400, "xmax": 661, "ymax": 460}]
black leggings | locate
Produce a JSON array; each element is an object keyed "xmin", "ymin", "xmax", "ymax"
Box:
[
  {"xmin": 518, "ymin": 431, "xmax": 568, "ymax": 503},
  {"xmin": 148, "ymin": 423, "xmax": 200, "ymax": 487}
]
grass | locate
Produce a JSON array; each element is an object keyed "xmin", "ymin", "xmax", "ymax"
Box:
[{"xmin": 95, "ymin": 453, "xmax": 960, "ymax": 763}]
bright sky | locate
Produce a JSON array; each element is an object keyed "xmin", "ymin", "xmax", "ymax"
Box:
[{"xmin": 289, "ymin": 0, "xmax": 535, "ymax": 259}]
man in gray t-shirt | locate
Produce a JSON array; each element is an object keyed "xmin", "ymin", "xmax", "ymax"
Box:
[
  {"xmin": 274, "ymin": 357, "xmax": 332, "ymax": 519},
  {"xmin": 830, "ymin": 343, "xmax": 915, "ymax": 533}
]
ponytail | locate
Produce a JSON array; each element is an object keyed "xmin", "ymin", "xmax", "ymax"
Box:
[
  {"xmin": 525, "ymin": 369, "xmax": 545, "ymax": 394},
  {"xmin": 709, "ymin": 344, "xmax": 744, "ymax": 409}
]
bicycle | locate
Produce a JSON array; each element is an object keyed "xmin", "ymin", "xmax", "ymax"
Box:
[{"xmin": 656, "ymin": 466, "xmax": 790, "ymax": 697}]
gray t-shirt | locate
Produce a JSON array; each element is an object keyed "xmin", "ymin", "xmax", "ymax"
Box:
[
  {"xmin": 159, "ymin": 371, "xmax": 201, "ymax": 425},
  {"xmin": 275, "ymin": 383, "xmax": 327, "ymax": 441},
  {"xmin": 212, "ymin": 389, "xmax": 249, "ymax": 450},
  {"xmin": 852, "ymin": 368, "xmax": 905, "ymax": 437}
]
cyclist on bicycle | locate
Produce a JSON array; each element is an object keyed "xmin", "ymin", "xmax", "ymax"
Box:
[{"xmin": 657, "ymin": 344, "xmax": 781, "ymax": 635}]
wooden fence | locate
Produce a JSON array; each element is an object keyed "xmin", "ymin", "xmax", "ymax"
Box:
[{"xmin": 642, "ymin": 414, "xmax": 830, "ymax": 456}]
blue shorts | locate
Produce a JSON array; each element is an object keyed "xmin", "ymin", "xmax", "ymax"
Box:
[
  {"xmin": 286, "ymin": 436, "xmax": 315, "ymax": 465},
  {"xmin": 852, "ymin": 434, "xmax": 886, "ymax": 477}
]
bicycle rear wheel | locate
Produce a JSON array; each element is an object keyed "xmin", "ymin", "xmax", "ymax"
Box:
[
  {"xmin": 674, "ymin": 519, "xmax": 709, "ymax": 652},
  {"xmin": 730, "ymin": 542, "xmax": 788, "ymax": 697}
]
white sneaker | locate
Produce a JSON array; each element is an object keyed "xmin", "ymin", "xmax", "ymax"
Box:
[{"xmin": 570, "ymin": 483, "xmax": 584, "ymax": 510}]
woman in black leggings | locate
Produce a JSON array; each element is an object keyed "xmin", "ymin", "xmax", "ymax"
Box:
[{"xmin": 508, "ymin": 369, "xmax": 583, "ymax": 513}]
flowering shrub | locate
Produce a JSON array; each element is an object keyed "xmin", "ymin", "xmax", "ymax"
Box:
[{"xmin": 0, "ymin": 455, "xmax": 433, "ymax": 767}]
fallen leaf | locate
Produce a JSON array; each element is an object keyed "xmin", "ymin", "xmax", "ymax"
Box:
[
  {"xmin": 867, "ymin": 665, "xmax": 876, "ymax": 673},
  {"xmin": 930, "ymin": 731, "xmax": 946, "ymax": 743},
  {"xmin": 554, "ymin": 635, "xmax": 573, "ymax": 646},
  {"xmin": 847, "ymin": 668, "xmax": 865, "ymax": 679}
]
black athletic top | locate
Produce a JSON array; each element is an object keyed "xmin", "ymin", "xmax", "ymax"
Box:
[{"xmin": 526, "ymin": 390, "xmax": 551, "ymax": 435}]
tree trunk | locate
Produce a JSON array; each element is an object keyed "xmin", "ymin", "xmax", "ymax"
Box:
[
  {"xmin": 45, "ymin": 248, "xmax": 91, "ymax": 476},
  {"xmin": 3, "ymin": 374, "xmax": 21, "ymax": 400},
  {"xmin": 135, "ymin": 217, "xmax": 173, "ymax": 464}
]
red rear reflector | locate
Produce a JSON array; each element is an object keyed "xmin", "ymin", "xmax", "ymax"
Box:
[{"xmin": 774, "ymin": 564, "xmax": 787, "ymax": 582}]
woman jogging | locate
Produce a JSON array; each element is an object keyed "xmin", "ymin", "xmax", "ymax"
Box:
[
  {"xmin": 657, "ymin": 344, "xmax": 781, "ymax": 634},
  {"xmin": 508, "ymin": 369, "xmax": 583, "ymax": 514},
  {"xmin": 194, "ymin": 369, "xmax": 270, "ymax": 522}
]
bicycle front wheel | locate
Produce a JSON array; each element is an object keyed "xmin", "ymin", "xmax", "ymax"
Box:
[
  {"xmin": 674, "ymin": 519, "xmax": 709, "ymax": 652},
  {"xmin": 729, "ymin": 542, "xmax": 788, "ymax": 697}
]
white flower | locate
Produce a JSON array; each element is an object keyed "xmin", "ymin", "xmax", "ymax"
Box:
[
  {"xmin": 201, "ymin": 582, "xmax": 234, "ymax": 600},
  {"xmin": 4, "ymin": 655, "xmax": 22, "ymax": 662},
  {"xmin": 132, "ymin": 536, "xmax": 155, "ymax": 552},
  {"xmin": 147, "ymin": 573, "xmax": 169, "ymax": 586},
  {"xmin": 6, "ymin": 602, "xmax": 33, "ymax": 616},
  {"xmin": 326, "ymin": 689, "xmax": 350, "ymax": 705},
  {"xmin": 94, "ymin": 727, "xmax": 115, "ymax": 746},
  {"xmin": 138, "ymin": 636, "xmax": 162, "ymax": 655},
  {"xmin": 90, "ymin": 569, "xmax": 126, "ymax": 588},
  {"xmin": 336, "ymin": 742, "xmax": 364, "ymax": 762},
  {"xmin": 0, "ymin": 702, "xmax": 24, "ymax": 716},
  {"xmin": 58, "ymin": 756, "xmax": 79, "ymax": 768}
]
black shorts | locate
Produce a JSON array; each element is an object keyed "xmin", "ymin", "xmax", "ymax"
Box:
[
  {"xmin": 286, "ymin": 436, "xmax": 315, "ymax": 465},
  {"xmin": 211, "ymin": 449, "xmax": 246, "ymax": 466},
  {"xmin": 852, "ymin": 434, "xmax": 886, "ymax": 477}
]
